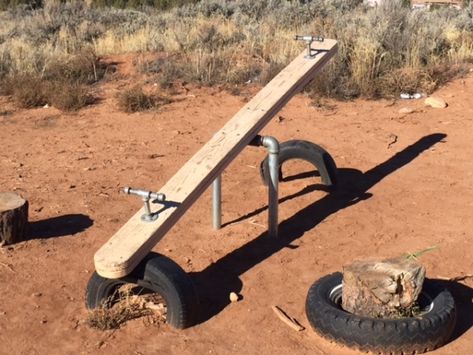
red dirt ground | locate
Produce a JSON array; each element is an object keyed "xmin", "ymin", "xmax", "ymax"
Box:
[{"xmin": 0, "ymin": 57, "xmax": 472, "ymax": 354}]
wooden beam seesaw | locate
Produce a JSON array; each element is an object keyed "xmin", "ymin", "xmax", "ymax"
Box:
[{"xmin": 94, "ymin": 38, "xmax": 338, "ymax": 279}]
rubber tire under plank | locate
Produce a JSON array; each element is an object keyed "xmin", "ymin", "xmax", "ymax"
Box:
[{"xmin": 86, "ymin": 252, "xmax": 199, "ymax": 329}]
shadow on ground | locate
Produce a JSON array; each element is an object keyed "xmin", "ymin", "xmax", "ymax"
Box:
[
  {"xmin": 28, "ymin": 214, "xmax": 93, "ymax": 239},
  {"xmin": 190, "ymin": 133, "xmax": 447, "ymax": 325},
  {"xmin": 434, "ymin": 278, "xmax": 473, "ymax": 342}
]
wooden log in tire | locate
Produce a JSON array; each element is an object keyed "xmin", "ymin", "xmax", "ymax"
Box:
[
  {"xmin": 0, "ymin": 192, "xmax": 28, "ymax": 246},
  {"xmin": 342, "ymin": 257, "xmax": 426, "ymax": 318}
]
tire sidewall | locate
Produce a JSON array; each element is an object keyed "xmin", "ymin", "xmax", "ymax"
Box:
[
  {"xmin": 305, "ymin": 272, "xmax": 456, "ymax": 353},
  {"xmin": 86, "ymin": 253, "xmax": 198, "ymax": 329}
]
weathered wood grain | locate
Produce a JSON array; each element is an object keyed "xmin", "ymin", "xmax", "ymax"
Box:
[{"xmin": 0, "ymin": 192, "xmax": 28, "ymax": 246}]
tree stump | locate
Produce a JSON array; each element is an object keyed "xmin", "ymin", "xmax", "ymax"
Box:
[
  {"xmin": 342, "ymin": 257, "xmax": 425, "ymax": 318},
  {"xmin": 0, "ymin": 192, "xmax": 29, "ymax": 246}
]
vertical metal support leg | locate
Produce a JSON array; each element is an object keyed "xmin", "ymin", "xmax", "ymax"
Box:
[
  {"xmin": 212, "ymin": 175, "xmax": 222, "ymax": 230},
  {"xmin": 262, "ymin": 137, "xmax": 280, "ymax": 238}
]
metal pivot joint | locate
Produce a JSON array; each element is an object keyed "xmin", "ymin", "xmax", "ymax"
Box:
[
  {"xmin": 212, "ymin": 176, "xmax": 222, "ymax": 230},
  {"xmin": 295, "ymin": 35, "xmax": 324, "ymax": 59},
  {"xmin": 260, "ymin": 136, "xmax": 280, "ymax": 238},
  {"xmin": 212, "ymin": 135, "xmax": 280, "ymax": 238},
  {"xmin": 124, "ymin": 187, "xmax": 166, "ymax": 223}
]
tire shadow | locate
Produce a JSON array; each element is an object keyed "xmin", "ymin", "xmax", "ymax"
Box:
[
  {"xmin": 28, "ymin": 214, "xmax": 93, "ymax": 240},
  {"xmin": 189, "ymin": 133, "xmax": 447, "ymax": 325},
  {"xmin": 433, "ymin": 278, "xmax": 473, "ymax": 341}
]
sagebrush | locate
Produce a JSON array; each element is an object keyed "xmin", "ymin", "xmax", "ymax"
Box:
[{"xmin": 1, "ymin": 0, "xmax": 473, "ymax": 103}]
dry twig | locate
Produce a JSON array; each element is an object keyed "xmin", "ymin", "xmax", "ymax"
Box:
[
  {"xmin": 271, "ymin": 305, "xmax": 305, "ymax": 332},
  {"xmin": 0, "ymin": 262, "xmax": 14, "ymax": 272}
]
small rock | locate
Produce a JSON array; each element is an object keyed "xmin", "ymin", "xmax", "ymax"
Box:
[
  {"xmin": 43, "ymin": 104, "xmax": 49, "ymax": 109},
  {"xmin": 32, "ymin": 292, "xmax": 42, "ymax": 297},
  {"xmin": 40, "ymin": 319, "xmax": 47, "ymax": 324},
  {"xmin": 398, "ymin": 107, "xmax": 415, "ymax": 115},
  {"xmin": 276, "ymin": 115, "xmax": 285, "ymax": 123},
  {"xmin": 229, "ymin": 292, "xmax": 239, "ymax": 303},
  {"xmin": 425, "ymin": 96, "xmax": 447, "ymax": 108}
]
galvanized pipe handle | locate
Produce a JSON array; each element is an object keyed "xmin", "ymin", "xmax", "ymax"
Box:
[
  {"xmin": 294, "ymin": 35, "xmax": 324, "ymax": 42},
  {"xmin": 123, "ymin": 187, "xmax": 166, "ymax": 202},
  {"xmin": 295, "ymin": 35, "xmax": 325, "ymax": 59}
]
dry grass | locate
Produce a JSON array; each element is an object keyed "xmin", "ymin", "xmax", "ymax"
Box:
[
  {"xmin": 87, "ymin": 284, "xmax": 167, "ymax": 330},
  {"xmin": 0, "ymin": 46, "xmax": 106, "ymax": 110},
  {"xmin": 1, "ymin": 0, "xmax": 473, "ymax": 102}
]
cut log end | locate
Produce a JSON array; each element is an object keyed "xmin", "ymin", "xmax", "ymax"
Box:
[
  {"xmin": 342, "ymin": 257, "xmax": 425, "ymax": 318},
  {"xmin": 0, "ymin": 192, "xmax": 29, "ymax": 246}
]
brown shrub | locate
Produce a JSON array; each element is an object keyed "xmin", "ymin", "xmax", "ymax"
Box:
[
  {"xmin": 12, "ymin": 76, "xmax": 48, "ymax": 108},
  {"xmin": 259, "ymin": 61, "xmax": 285, "ymax": 85},
  {"xmin": 4, "ymin": 49, "xmax": 104, "ymax": 110},
  {"xmin": 87, "ymin": 284, "xmax": 166, "ymax": 331},
  {"xmin": 428, "ymin": 63, "xmax": 471, "ymax": 89},
  {"xmin": 117, "ymin": 86, "xmax": 171, "ymax": 113},
  {"xmin": 0, "ymin": 78, "xmax": 13, "ymax": 96},
  {"xmin": 379, "ymin": 68, "xmax": 436, "ymax": 98},
  {"xmin": 43, "ymin": 49, "xmax": 107, "ymax": 85},
  {"xmin": 47, "ymin": 82, "xmax": 95, "ymax": 111}
]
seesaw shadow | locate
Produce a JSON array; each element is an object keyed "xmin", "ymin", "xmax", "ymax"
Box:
[{"xmin": 189, "ymin": 133, "xmax": 447, "ymax": 324}]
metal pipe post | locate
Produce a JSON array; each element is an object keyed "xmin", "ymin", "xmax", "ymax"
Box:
[
  {"xmin": 212, "ymin": 175, "xmax": 222, "ymax": 230},
  {"xmin": 262, "ymin": 136, "xmax": 280, "ymax": 238}
]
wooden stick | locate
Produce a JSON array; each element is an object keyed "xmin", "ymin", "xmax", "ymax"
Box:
[
  {"xmin": 271, "ymin": 305, "xmax": 305, "ymax": 332},
  {"xmin": 0, "ymin": 262, "xmax": 14, "ymax": 272}
]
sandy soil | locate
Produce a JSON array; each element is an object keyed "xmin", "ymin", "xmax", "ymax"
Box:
[{"xmin": 0, "ymin": 57, "xmax": 472, "ymax": 354}]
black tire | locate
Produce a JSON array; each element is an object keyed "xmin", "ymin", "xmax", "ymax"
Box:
[
  {"xmin": 86, "ymin": 252, "xmax": 198, "ymax": 329},
  {"xmin": 260, "ymin": 140, "xmax": 337, "ymax": 188},
  {"xmin": 305, "ymin": 272, "xmax": 456, "ymax": 354}
]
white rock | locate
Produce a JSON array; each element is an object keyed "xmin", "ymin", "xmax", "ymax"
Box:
[
  {"xmin": 425, "ymin": 96, "xmax": 447, "ymax": 108},
  {"xmin": 399, "ymin": 107, "xmax": 415, "ymax": 115},
  {"xmin": 229, "ymin": 292, "xmax": 239, "ymax": 303}
]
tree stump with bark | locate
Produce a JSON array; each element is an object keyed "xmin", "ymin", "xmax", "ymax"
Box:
[
  {"xmin": 342, "ymin": 257, "xmax": 425, "ymax": 318},
  {"xmin": 0, "ymin": 192, "xmax": 28, "ymax": 246}
]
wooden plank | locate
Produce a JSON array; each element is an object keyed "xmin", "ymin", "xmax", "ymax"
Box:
[{"xmin": 94, "ymin": 39, "xmax": 338, "ymax": 278}]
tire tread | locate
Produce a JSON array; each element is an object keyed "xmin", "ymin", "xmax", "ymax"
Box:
[{"xmin": 305, "ymin": 272, "xmax": 456, "ymax": 354}]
